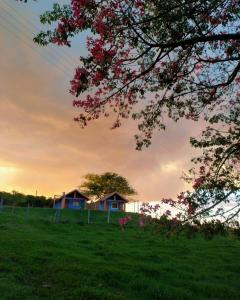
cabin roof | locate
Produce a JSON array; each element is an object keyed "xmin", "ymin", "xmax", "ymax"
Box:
[
  {"xmin": 57, "ymin": 189, "xmax": 89, "ymax": 201},
  {"xmin": 98, "ymin": 192, "xmax": 129, "ymax": 203}
]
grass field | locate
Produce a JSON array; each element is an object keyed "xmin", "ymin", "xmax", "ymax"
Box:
[{"xmin": 0, "ymin": 207, "xmax": 240, "ymax": 300}]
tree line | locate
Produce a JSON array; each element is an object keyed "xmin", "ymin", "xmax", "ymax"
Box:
[
  {"xmin": 0, "ymin": 172, "xmax": 135, "ymax": 208},
  {"xmin": 0, "ymin": 191, "xmax": 53, "ymax": 207}
]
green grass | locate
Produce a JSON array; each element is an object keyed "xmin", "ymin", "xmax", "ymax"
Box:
[{"xmin": 0, "ymin": 208, "xmax": 239, "ymax": 300}]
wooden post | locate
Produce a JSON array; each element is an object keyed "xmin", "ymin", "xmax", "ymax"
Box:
[
  {"xmin": 54, "ymin": 210, "xmax": 57, "ymax": 223},
  {"xmin": 107, "ymin": 209, "xmax": 110, "ymax": 224},
  {"xmin": 104, "ymin": 200, "xmax": 107, "ymax": 211},
  {"xmin": 61, "ymin": 192, "xmax": 66, "ymax": 209},
  {"xmin": 0, "ymin": 196, "xmax": 3, "ymax": 212},
  {"xmin": 54, "ymin": 209, "xmax": 61, "ymax": 223},
  {"xmin": 25, "ymin": 202, "xmax": 30, "ymax": 219},
  {"xmin": 88, "ymin": 209, "xmax": 90, "ymax": 224}
]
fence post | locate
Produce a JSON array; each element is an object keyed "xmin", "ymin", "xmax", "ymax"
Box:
[
  {"xmin": 107, "ymin": 209, "xmax": 110, "ymax": 224},
  {"xmin": 0, "ymin": 196, "xmax": 3, "ymax": 212},
  {"xmin": 88, "ymin": 209, "xmax": 90, "ymax": 224},
  {"xmin": 54, "ymin": 209, "xmax": 61, "ymax": 223},
  {"xmin": 25, "ymin": 203, "xmax": 30, "ymax": 219},
  {"xmin": 61, "ymin": 192, "xmax": 66, "ymax": 209}
]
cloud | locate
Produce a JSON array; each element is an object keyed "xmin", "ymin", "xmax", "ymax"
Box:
[{"xmin": 161, "ymin": 162, "xmax": 181, "ymax": 173}]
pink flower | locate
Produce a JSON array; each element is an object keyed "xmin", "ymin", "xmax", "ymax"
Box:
[
  {"xmin": 195, "ymin": 63, "xmax": 203, "ymax": 71},
  {"xmin": 193, "ymin": 176, "xmax": 205, "ymax": 189},
  {"xmin": 139, "ymin": 219, "xmax": 145, "ymax": 227},
  {"xmin": 118, "ymin": 215, "xmax": 132, "ymax": 230},
  {"xmin": 235, "ymin": 76, "xmax": 240, "ymax": 84}
]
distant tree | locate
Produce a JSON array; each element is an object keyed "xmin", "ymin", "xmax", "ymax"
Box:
[
  {"xmin": 0, "ymin": 190, "xmax": 53, "ymax": 207},
  {"xmin": 80, "ymin": 172, "xmax": 136, "ymax": 199}
]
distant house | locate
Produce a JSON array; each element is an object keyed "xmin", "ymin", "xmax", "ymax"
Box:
[
  {"xmin": 97, "ymin": 192, "xmax": 128, "ymax": 212},
  {"xmin": 54, "ymin": 189, "xmax": 89, "ymax": 209}
]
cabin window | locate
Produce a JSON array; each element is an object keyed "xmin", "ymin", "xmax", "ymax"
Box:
[
  {"xmin": 112, "ymin": 202, "xmax": 118, "ymax": 209},
  {"xmin": 73, "ymin": 200, "xmax": 79, "ymax": 207}
]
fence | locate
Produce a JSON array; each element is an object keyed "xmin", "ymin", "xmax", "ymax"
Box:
[{"xmin": 0, "ymin": 203, "xmax": 139, "ymax": 227}]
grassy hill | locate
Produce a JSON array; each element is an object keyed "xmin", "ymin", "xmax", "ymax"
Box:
[{"xmin": 0, "ymin": 208, "xmax": 239, "ymax": 300}]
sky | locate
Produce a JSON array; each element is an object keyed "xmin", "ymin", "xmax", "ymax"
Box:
[{"xmin": 0, "ymin": 0, "xmax": 204, "ymax": 201}]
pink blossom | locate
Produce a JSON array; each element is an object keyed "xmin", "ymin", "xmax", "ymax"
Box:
[{"xmin": 118, "ymin": 215, "xmax": 132, "ymax": 231}]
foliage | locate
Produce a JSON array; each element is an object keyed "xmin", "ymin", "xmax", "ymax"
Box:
[
  {"xmin": 158, "ymin": 97, "xmax": 240, "ymax": 222},
  {"xmin": 182, "ymin": 101, "xmax": 240, "ymax": 221},
  {"xmin": 80, "ymin": 172, "xmax": 136, "ymax": 198},
  {"xmin": 31, "ymin": 0, "xmax": 239, "ymax": 144},
  {"xmin": 0, "ymin": 190, "xmax": 53, "ymax": 207},
  {"xmin": 140, "ymin": 201, "xmax": 240, "ymax": 239}
]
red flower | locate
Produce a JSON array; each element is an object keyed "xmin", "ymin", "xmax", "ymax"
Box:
[{"xmin": 193, "ymin": 176, "xmax": 205, "ymax": 189}]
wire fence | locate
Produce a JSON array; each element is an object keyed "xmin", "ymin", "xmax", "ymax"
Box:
[{"xmin": 0, "ymin": 204, "xmax": 139, "ymax": 227}]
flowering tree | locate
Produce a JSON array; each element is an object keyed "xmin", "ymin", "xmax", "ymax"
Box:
[
  {"xmin": 182, "ymin": 100, "xmax": 240, "ymax": 223},
  {"xmin": 140, "ymin": 103, "xmax": 240, "ymax": 225},
  {"xmin": 161, "ymin": 101, "xmax": 240, "ymax": 223},
  {"xmin": 19, "ymin": 0, "xmax": 240, "ymax": 220}
]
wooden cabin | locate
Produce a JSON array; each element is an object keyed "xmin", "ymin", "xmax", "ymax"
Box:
[
  {"xmin": 54, "ymin": 189, "xmax": 89, "ymax": 209},
  {"xmin": 97, "ymin": 192, "xmax": 128, "ymax": 212}
]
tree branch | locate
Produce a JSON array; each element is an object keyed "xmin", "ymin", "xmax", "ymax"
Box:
[{"xmin": 148, "ymin": 33, "xmax": 240, "ymax": 49}]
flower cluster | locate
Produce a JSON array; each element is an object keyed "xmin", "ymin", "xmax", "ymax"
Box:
[
  {"xmin": 118, "ymin": 215, "xmax": 132, "ymax": 231},
  {"xmin": 192, "ymin": 176, "xmax": 205, "ymax": 190},
  {"xmin": 140, "ymin": 202, "xmax": 161, "ymax": 215},
  {"xmin": 70, "ymin": 67, "xmax": 89, "ymax": 96}
]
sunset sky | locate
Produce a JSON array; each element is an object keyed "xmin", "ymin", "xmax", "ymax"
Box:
[{"xmin": 0, "ymin": 0, "xmax": 204, "ymax": 200}]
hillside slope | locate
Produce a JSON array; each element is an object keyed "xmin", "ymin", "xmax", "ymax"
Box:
[{"xmin": 0, "ymin": 208, "xmax": 239, "ymax": 300}]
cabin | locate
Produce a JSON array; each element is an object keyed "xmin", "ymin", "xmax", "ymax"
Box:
[
  {"xmin": 54, "ymin": 189, "xmax": 89, "ymax": 209},
  {"xmin": 97, "ymin": 192, "xmax": 128, "ymax": 212}
]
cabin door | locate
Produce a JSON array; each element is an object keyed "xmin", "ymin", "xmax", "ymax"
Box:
[{"xmin": 99, "ymin": 201, "xmax": 104, "ymax": 210}]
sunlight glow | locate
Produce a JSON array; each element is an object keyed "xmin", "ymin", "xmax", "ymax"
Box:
[
  {"xmin": 0, "ymin": 165, "xmax": 18, "ymax": 191},
  {"xmin": 161, "ymin": 162, "xmax": 180, "ymax": 173},
  {"xmin": 0, "ymin": 166, "xmax": 17, "ymax": 175}
]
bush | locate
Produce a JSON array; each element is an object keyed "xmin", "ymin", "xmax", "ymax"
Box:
[{"xmin": 150, "ymin": 215, "xmax": 239, "ymax": 240}]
